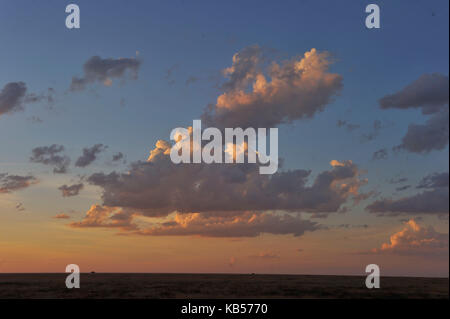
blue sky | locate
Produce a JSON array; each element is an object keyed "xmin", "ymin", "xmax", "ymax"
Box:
[
  {"xmin": 1, "ymin": 0, "xmax": 448, "ymax": 164},
  {"xmin": 0, "ymin": 0, "xmax": 448, "ymax": 275}
]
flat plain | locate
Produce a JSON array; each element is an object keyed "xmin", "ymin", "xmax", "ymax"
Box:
[{"xmin": 0, "ymin": 273, "xmax": 448, "ymax": 299}]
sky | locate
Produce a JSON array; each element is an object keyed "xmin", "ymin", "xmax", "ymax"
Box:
[{"xmin": 0, "ymin": 0, "xmax": 448, "ymax": 276}]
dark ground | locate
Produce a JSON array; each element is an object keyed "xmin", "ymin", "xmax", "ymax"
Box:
[{"xmin": 0, "ymin": 273, "xmax": 448, "ymax": 299}]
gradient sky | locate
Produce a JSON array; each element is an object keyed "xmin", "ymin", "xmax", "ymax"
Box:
[{"xmin": 0, "ymin": 0, "xmax": 448, "ymax": 276}]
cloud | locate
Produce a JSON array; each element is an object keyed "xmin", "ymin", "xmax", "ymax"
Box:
[
  {"xmin": 79, "ymin": 48, "xmax": 352, "ymax": 222},
  {"xmin": 23, "ymin": 87, "xmax": 55, "ymax": 106},
  {"xmin": 372, "ymin": 148, "xmax": 388, "ymax": 160},
  {"xmin": 58, "ymin": 183, "xmax": 84, "ymax": 197},
  {"xmin": 367, "ymin": 172, "xmax": 449, "ymax": 216},
  {"xmin": 394, "ymin": 108, "xmax": 449, "ymax": 153},
  {"xmin": 75, "ymin": 144, "xmax": 107, "ymax": 167},
  {"xmin": 85, "ymin": 140, "xmax": 365, "ymax": 218},
  {"xmin": 0, "ymin": 82, "xmax": 55, "ymax": 118},
  {"xmin": 379, "ymin": 73, "xmax": 449, "ymax": 115},
  {"xmin": 70, "ymin": 56, "xmax": 141, "ymax": 91},
  {"xmin": 74, "ymin": 140, "xmax": 364, "ymax": 238},
  {"xmin": 221, "ymin": 45, "xmax": 262, "ymax": 92},
  {"xmin": 0, "ymin": 82, "xmax": 27, "ymax": 117},
  {"xmin": 72, "ymin": 138, "xmax": 353, "ymax": 238},
  {"xmin": 72, "ymin": 205, "xmax": 322, "ymax": 238},
  {"xmin": 30, "ymin": 144, "xmax": 70, "ymax": 174},
  {"xmin": 202, "ymin": 47, "xmax": 343, "ymax": 128},
  {"xmin": 53, "ymin": 214, "xmax": 71, "ymax": 219},
  {"xmin": 378, "ymin": 73, "xmax": 449, "ymax": 154},
  {"xmin": 112, "ymin": 152, "xmax": 124, "ymax": 162},
  {"xmin": 367, "ymin": 188, "xmax": 448, "ymax": 216},
  {"xmin": 69, "ymin": 205, "xmax": 136, "ymax": 230},
  {"xmin": 29, "ymin": 116, "xmax": 43, "ymax": 124},
  {"xmin": 132, "ymin": 211, "xmax": 320, "ymax": 238},
  {"xmin": 72, "ymin": 47, "xmax": 361, "ymax": 238},
  {"xmin": 417, "ymin": 172, "xmax": 449, "ymax": 189},
  {"xmin": 369, "ymin": 220, "xmax": 448, "ymax": 256},
  {"xmin": 329, "ymin": 159, "xmax": 345, "ymax": 167},
  {"xmin": 0, "ymin": 174, "xmax": 37, "ymax": 194}
]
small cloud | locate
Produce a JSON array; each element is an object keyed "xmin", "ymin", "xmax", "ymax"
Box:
[
  {"xmin": 0, "ymin": 82, "xmax": 27, "ymax": 117},
  {"xmin": 367, "ymin": 219, "xmax": 449, "ymax": 256},
  {"xmin": 112, "ymin": 152, "xmax": 125, "ymax": 162},
  {"xmin": 70, "ymin": 55, "xmax": 142, "ymax": 91},
  {"xmin": 396, "ymin": 185, "xmax": 411, "ymax": 192},
  {"xmin": 58, "ymin": 183, "xmax": 84, "ymax": 197},
  {"xmin": 30, "ymin": 144, "xmax": 70, "ymax": 174},
  {"xmin": 69, "ymin": 205, "xmax": 135, "ymax": 231},
  {"xmin": 379, "ymin": 73, "xmax": 449, "ymax": 114},
  {"xmin": 329, "ymin": 159, "xmax": 347, "ymax": 167},
  {"xmin": 393, "ymin": 109, "xmax": 449, "ymax": 154},
  {"xmin": 417, "ymin": 172, "xmax": 449, "ymax": 189},
  {"xmin": 0, "ymin": 82, "xmax": 53, "ymax": 118},
  {"xmin": 0, "ymin": 174, "xmax": 37, "ymax": 194},
  {"xmin": 75, "ymin": 144, "xmax": 107, "ymax": 168},
  {"xmin": 379, "ymin": 73, "xmax": 449, "ymax": 154},
  {"xmin": 53, "ymin": 213, "xmax": 71, "ymax": 219}
]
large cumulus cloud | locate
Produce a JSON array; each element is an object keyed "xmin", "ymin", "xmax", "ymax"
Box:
[
  {"xmin": 71, "ymin": 47, "xmax": 356, "ymax": 238},
  {"xmin": 202, "ymin": 47, "xmax": 343, "ymax": 128},
  {"xmin": 86, "ymin": 140, "xmax": 366, "ymax": 218},
  {"xmin": 58, "ymin": 183, "xmax": 84, "ymax": 197},
  {"xmin": 72, "ymin": 134, "xmax": 366, "ymax": 238}
]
